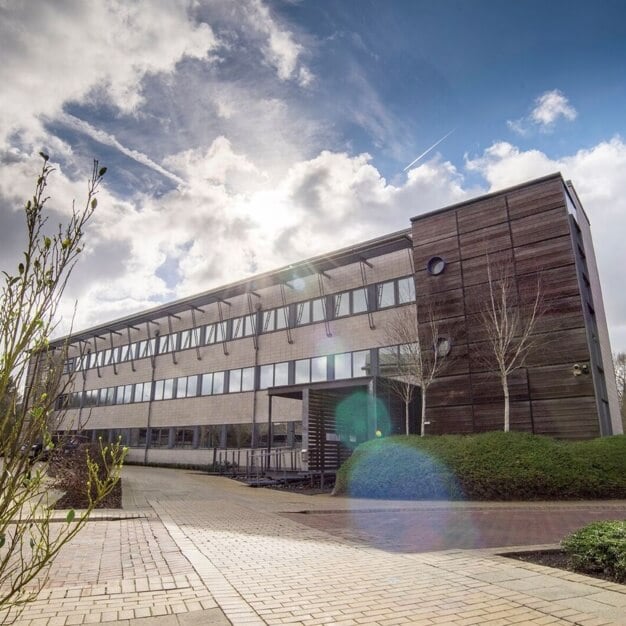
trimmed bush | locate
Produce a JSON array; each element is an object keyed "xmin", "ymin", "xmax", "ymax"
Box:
[
  {"xmin": 562, "ymin": 520, "xmax": 626, "ymax": 582},
  {"xmin": 334, "ymin": 432, "xmax": 626, "ymax": 500}
]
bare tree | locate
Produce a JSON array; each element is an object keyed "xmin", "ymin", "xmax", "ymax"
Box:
[
  {"xmin": 479, "ymin": 257, "xmax": 543, "ymax": 432},
  {"xmin": 383, "ymin": 302, "xmax": 452, "ymax": 436},
  {"xmin": 0, "ymin": 156, "xmax": 126, "ymax": 623},
  {"xmin": 614, "ymin": 352, "xmax": 626, "ymax": 430}
]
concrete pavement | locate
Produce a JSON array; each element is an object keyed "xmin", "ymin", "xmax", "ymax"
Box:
[{"xmin": 6, "ymin": 466, "xmax": 626, "ymax": 625}]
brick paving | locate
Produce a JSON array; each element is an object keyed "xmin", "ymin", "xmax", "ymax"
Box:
[{"xmin": 4, "ymin": 466, "xmax": 626, "ymax": 625}]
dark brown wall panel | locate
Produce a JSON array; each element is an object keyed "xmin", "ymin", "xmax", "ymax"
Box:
[
  {"xmin": 413, "ymin": 235, "xmax": 460, "ymax": 267},
  {"xmin": 525, "ymin": 327, "xmax": 590, "ymax": 367},
  {"xmin": 507, "ymin": 178, "xmax": 566, "ymax": 220},
  {"xmin": 510, "ymin": 206, "xmax": 570, "ymax": 247},
  {"xmin": 416, "ymin": 288, "xmax": 465, "ymax": 322},
  {"xmin": 411, "ymin": 210, "xmax": 458, "ymax": 245},
  {"xmin": 532, "ymin": 397, "xmax": 600, "ymax": 439},
  {"xmin": 461, "ymin": 249, "xmax": 515, "ymax": 287},
  {"xmin": 518, "ymin": 266, "xmax": 581, "ymax": 304},
  {"xmin": 457, "ymin": 195, "xmax": 507, "ymax": 234},
  {"xmin": 459, "ymin": 222, "xmax": 512, "ymax": 260},
  {"xmin": 427, "ymin": 374, "xmax": 472, "ymax": 407},
  {"xmin": 473, "ymin": 402, "xmax": 532, "ymax": 433},
  {"xmin": 414, "ymin": 263, "xmax": 463, "ymax": 295},
  {"xmin": 471, "ymin": 369, "xmax": 529, "ymax": 403},
  {"xmin": 426, "ymin": 405, "xmax": 474, "ymax": 435},
  {"xmin": 528, "ymin": 364, "xmax": 595, "ymax": 399},
  {"xmin": 514, "ymin": 236, "xmax": 575, "ymax": 274}
]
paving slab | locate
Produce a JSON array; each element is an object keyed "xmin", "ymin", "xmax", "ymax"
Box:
[{"xmin": 3, "ymin": 466, "xmax": 626, "ymax": 625}]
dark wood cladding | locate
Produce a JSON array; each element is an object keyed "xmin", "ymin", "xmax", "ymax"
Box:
[
  {"xmin": 531, "ymin": 398, "xmax": 600, "ymax": 439},
  {"xmin": 414, "ymin": 262, "xmax": 463, "ymax": 295},
  {"xmin": 507, "ymin": 178, "xmax": 566, "ymax": 220},
  {"xmin": 457, "ymin": 195, "xmax": 508, "ymax": 234},
  {"xmin": 510, "ymin": 206, "xmax": 570, "ymax": 247},
  {"xmin": 528, "ymin": 365, "xmax": 595, "ymax": 399},
  {"xmin": 473, "ymin": 402, "xmax": 533, "ymax": 433},
  {"xmin": 514, "ymin": 235, "xmax": 575, "ymax": 274},
  {"xmin": 427, "ymin": 405, "xmax": 474, "ymax": 435},
  {"xmin": 459, "ymin": 222, "xmax": 512, "ymax": 260},
  {"xmin": 412, "ymin": 174, "xmax": 602, "ymax": 439}
]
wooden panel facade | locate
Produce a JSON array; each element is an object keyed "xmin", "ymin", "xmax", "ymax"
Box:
[{"xmin": 410, "ymin": 173, "xmax": 611, "ymax": 439}]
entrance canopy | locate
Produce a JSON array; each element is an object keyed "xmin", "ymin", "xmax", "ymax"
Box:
[{"xmin": 267, "ymin": 376, "xmax": 420, "ymax": 471}]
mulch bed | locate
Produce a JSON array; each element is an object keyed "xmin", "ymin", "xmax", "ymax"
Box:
[
  {"xmin": 54, "ymin": 480, "xmax": 122, "ymax": 510},
  {"xmin": 503, "ymin": 549, "xmax": 625, "ymax": 586}
]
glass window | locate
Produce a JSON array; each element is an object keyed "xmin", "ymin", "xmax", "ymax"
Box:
[
  {"xmin": 311, "ymin": 356, "xmax": 327, "ymax": 382},
  {"xmin": 123, "ymin": 384, "xmax": 133, "ymax": 404},
  {"xmin": 187, "ymin": 375, "xmax": 199, "ymax": 397},
  {"xmin": 158, "ymin": 335, "xmax": 171, "ymax": 354},
  {"xmin": 142, "ymin": 382, "xmax": 152, "ymax": 402},
  {"xmin": 296, "ymin": 302, "xmax": 310, "ymax": 326},
  {"xmin": 274, "ymin": 362, "xmax": 289, "ymax": 386},
  {"xmin": 173, "ymin": 428, "xmax": 194, "ymax": 448},
  {"xmin": 275, "ymin": 307, "xmax": 288, "ymax": 330},
  {"xmin": 262, "ymin": 310, "xmax": 275, "ymax": 332},
  {"xmin": 260, "ymin": 364, "xmax": 274, "ymax": 389},
  {"xmin": 229, "ymin": 369, "xmax": 242, "ymax": 393},
  {"xmin": 335, "ymin": 292, "xmax": 350, "ymax": 317},
  {"xmin": 243, "ymin": 314, "xmax": 255, "ymax": 337},
  {"xmin": 215, "ymin": 323, "xmax": 226, "ymax": 342},
  {"xmin": 180, "ymin": 329, "xmax": 197, "ymax": 350},
  {"xmin": 154, "ymin": 380, "xmax": 164, "ymax": 401},
  {"xmin": 232, "ymin": 317, "xmax": 244, "ymax": 339},
  {"xmin": 105, "ymin": 387, "xmax": 115, "ymax": 405},
  {"xmin": 353, "ymin": 350, "xmax": 370, "ymax": 377},
  {"xmin": 377, "ymin": 281, "xmax": 395, "ymax": 308},
  {"xmin": 295, "ymin": 359, "xmax": 310, "ymax": 384},
  {"xmin": 150, "ymin": 428, "xmax": 169, "ymax": 448},
  {"xmin": 352, "ymin": 288, "xmax": 368, "ymax": 313},
  {"xmin": 241, "ymin": 367, "xmax": 255, "ymax": 391},
  {"xmin": 114, "ymin": 385, "xmax": 124, "ymax": 405},
  {"xmin": 398, "ymin": 277, "xmax": 416, "ymax": 303},
  {"xmin": 379, "ymin": 345, "xmax": 399, "ymax": 373},
  {"xmin": 176, "ymin": 376, "xmax": 188, "ymax": 398},
  {"xmin": 134, "ymin": 382, "xmax": 143, "ymax": 402},
  {"xmin": 205, "ymin": 324, "xmax": 216, "ymax": 344},
  {"xmin": 199, "ymin": 425, "xmax": 221, "ymax": 448},
  {"xmin": 163, "ymin": 378, "xmax": 174, "ymax": 400},
  {"xmin": 272, "ymin": 422, "xmax": 289, "ymax": 447},
  {"xmin": 201, "ymin": 373, "xmax": 213, "ymax": 395},
  {"xmin": 213, "ymin": 371, "xmax": 225, "ymax": 394},
  {"xmin": 226, "ymin": 424, "xmax": 252, "ymax": 448},
  {"xmin": 335, "ymin": 353, "xmax": 351, "ymax": 379},
  {"xmin": 136, "ymin": 341, "xmax": 146, "ymax": 359},
  {"xmin": 312, "ymin": 298, "xmax": 325, "ymax": 322}
]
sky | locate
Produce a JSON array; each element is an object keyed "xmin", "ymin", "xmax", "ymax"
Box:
[{"xmin": 1, "ymin": 0, "xmax": 625, "ymax": 353}]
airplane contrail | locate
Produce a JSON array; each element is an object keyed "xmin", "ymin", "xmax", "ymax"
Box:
[
  {"xmin": 57, "ymin": 112, "xmax": 185, "ymax": 186},
  {"xmin": 403, "ymin": 128, "xmax": 456, "ymax": 172}
]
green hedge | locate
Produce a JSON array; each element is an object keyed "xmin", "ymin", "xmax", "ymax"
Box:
[
  {"xmin": 562, "ymin": 520, "xmax": 626, "ymax": 582},
  {"xmin": 334, "ymin": 432, "xmax": 626, "ymax": 500}
]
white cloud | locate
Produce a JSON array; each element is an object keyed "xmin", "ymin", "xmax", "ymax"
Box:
[
  {"xmin": 0, "ymin": 0, "xmax": 218, "ymax": 147},
  {"xmin": 244, "ymin": 0, "xmax": 313, "ymax": 86},
  {"xmin": 508, "ymin": 89, "xmax": 577, "ymax": 135},
  {"xmin": 531, "ymin": 89, "xmax": 578, "ymax": 127}
]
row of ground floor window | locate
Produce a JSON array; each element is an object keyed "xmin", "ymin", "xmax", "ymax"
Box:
[{"xmin": 80, "ymin": 421, "xmax": 302, "ymax": 450}]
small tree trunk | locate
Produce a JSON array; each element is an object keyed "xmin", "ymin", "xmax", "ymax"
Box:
[
  {"xmin": 502, "ymin": 375, "xmax": 510, "ymax": 432},
  {"xmin": 405, "ymin": 400, "xmax": 410, "ymax": 435},
  {"xmin": 420, "ymin": 388, "xmax": 427, "ymax": 436}
]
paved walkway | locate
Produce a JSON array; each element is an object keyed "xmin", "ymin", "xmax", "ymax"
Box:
[{"xmin": 8, "ymin": 466, "xmax": 626, "ymax": 626}]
